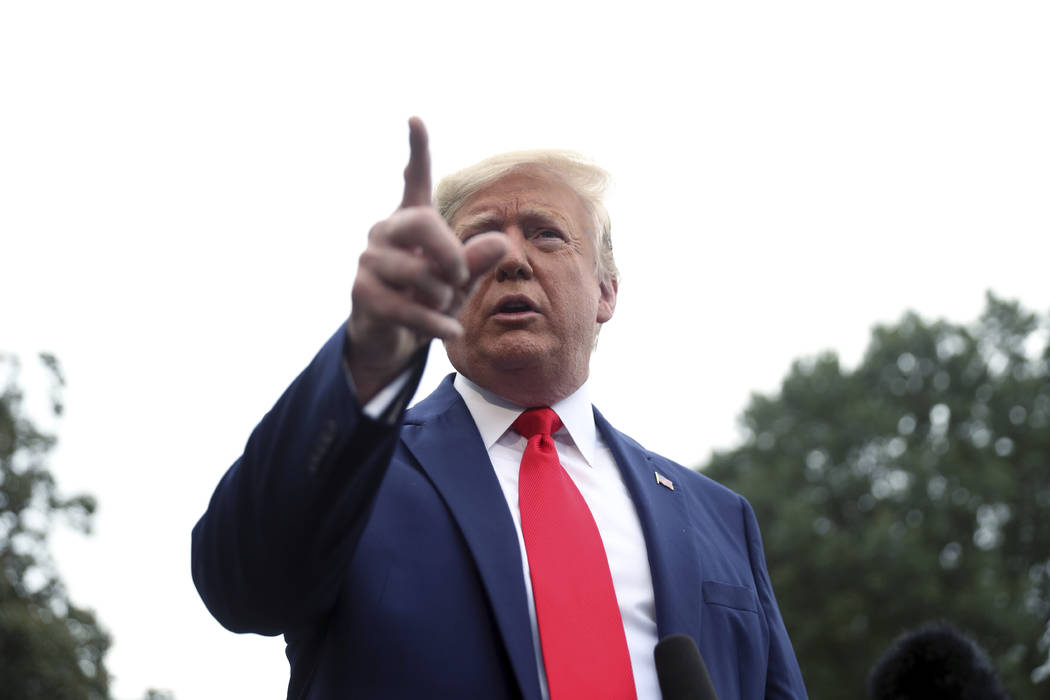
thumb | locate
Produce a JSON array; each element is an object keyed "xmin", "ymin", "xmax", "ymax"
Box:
[{"xmin": 462, "ymin": 232, "xmax": 509, "ymax": 288}]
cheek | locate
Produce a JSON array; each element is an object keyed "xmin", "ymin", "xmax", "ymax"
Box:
[
  {"xmin": 457, "ymin": 281, "xmax": 490, "ymax": 321},
  {"xmin": 454, "ymin": 302, "xmax": 480, "ymax": 335}
]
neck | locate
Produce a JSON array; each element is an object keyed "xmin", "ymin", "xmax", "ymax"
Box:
[{"xmin": 458, "ymin": 366, "xmax": 587, "ymax": 408}]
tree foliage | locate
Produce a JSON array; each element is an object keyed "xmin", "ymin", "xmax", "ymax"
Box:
[
  {"xmin": 704, "ymin": 294, "xmax": 1050, "ymax": 699},
  {"xmin": 0, "ymin": 352, "xmax": 111, "ymax": 699}
]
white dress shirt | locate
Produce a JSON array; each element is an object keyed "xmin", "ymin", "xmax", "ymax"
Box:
[{"xmin": 453, "ymin": 374, "xmax": 661, "ymax": 700}]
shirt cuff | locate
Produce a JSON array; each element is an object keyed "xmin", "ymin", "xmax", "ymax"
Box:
[
  {"xmin": 361, "ymin": 369, "xmax": 413, "ymax": 420},
  {"xmin": 342, "ymin": 342, "xmax": 431, "ymax": 425}
]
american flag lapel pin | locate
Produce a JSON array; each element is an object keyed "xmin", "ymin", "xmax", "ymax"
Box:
[{"xmin": 654, "ymin": 471, "xmax": 675, "ymax": 491}]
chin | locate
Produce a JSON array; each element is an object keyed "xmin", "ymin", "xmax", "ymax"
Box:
[
  {"xmin": 483, "ymin": 337, "xmax": 552, "ymax": 371},
  {"xmin": 447, "ymin": 332, "xmax": 549, "ymax": 373}
]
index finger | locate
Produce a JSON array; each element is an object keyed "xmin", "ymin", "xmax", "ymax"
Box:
[{"xmin": 400, "ymin": 116, "xmax": 431, "ymax": 209}]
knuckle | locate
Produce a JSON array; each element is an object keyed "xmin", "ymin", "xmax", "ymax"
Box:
[
  {"xmin": 371, "ymin": 291, "xmax": 397, "ymax": 317},
  {"xmin": 379, "ymin": 254, "xmax": 416, "ymax": 285},
  {"xmin": 403, "ymin": 206, "xmax": 441, "ymax": 229},
  {"xmin": 397, "ymin": 206, "xmax": 426, "ymax": 227},
  {"xmin": 403, "ymin": 255, "xmax": 429, "ymax": 279},
  {"xmin": 359, "ymin": 247, "xmax": 379, "ymax": 267},
  {"xmin": 351, "ymin": 272, "xmax": 378, "ymax": 303}
]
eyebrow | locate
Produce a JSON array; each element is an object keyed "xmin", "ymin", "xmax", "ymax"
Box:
[
  {"xmin": 455, "ymin": 212, "xmax": 504, "ymax": 236},
  {"xmin": 455, "ymin": 206, "xmax": 573, "ymax": 236},
  {"xmin": 519, "ymin": 206, "xmax": 572, "ymax": 230}
]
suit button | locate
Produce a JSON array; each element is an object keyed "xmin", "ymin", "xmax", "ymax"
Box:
[{"xmin": 307, "ymin": 419, "xmax": 339, "ymax": 473}]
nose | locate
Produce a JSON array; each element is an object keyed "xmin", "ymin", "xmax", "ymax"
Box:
[{"xmin": 495, "ymin": 230, "xmax": 533, "ymax": 282}]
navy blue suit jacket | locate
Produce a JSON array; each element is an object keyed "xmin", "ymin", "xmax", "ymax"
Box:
[{"xmin": 192, "ymin": 329, "xmax": 808, "ymax": 699}]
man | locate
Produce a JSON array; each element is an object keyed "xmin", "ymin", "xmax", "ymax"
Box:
[{"xmin": 192, "ymin": 118, "xmax": 808, "ymax": 699}]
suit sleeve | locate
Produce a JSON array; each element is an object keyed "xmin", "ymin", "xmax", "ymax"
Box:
[
  {"xmin": 741, "ymin": 497, "xmax": 810, "ymax": 699},
  {"xmin": 190, "ymin": 327, "xmax": 426, "ymax": 636}
]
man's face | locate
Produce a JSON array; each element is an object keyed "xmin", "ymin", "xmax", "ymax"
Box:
[{"xmin": 444, "ymin": 169, "xmax": 616, "ymax": 403}]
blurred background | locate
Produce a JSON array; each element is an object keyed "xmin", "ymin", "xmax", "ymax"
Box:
[{"xmin": 2, "ymin": 1, "xmax": 1048, "ymax": 698}]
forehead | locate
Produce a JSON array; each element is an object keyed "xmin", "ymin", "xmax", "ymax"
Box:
[{"xmin": 451, "ymin": 170, "xmax": 591, "ymax": 232}]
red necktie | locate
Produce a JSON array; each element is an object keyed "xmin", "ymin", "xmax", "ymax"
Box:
[{"xmin": 514, "ymin": 408, "xmax": 637, "ymax": 700}]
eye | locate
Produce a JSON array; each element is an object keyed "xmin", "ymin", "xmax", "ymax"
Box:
[{"xmin": 534, "ymin": 228, "xmax": 564, "ymax": 240}]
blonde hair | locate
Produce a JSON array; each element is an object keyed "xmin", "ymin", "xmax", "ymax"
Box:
[{"xmin": 435, "ymin": 150, "xmax": 618, "ymax": 284}]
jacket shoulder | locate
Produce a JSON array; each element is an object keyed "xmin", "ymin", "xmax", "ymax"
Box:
[{"xmin": 594, "ymin": 408, "xmax": 746, "ymax": 508}]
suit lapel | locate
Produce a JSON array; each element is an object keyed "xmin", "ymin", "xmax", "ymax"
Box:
[
  {"xmin": 594, "ymin": 408, "xmax": 705, "ymax": 644},
  {"xmin": 402, "ymin": 378, "xmax": 542, "ymax": 700}
]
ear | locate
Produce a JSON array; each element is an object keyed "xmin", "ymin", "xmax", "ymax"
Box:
[{"xmin": 596, "ymin": 277, "xmax": 618, "ymax": 324}]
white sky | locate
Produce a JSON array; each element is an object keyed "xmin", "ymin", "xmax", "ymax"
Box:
[{"xmin": 2, "ymin": 2, "xmax": 1048, "ymax": 698}]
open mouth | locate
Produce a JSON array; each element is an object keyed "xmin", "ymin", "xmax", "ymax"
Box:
[{"xmin": 494, "ymin": 296, "xmax": 537, "ymax": 316}]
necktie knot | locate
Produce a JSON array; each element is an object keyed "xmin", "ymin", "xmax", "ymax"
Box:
[{"xmin": 513, "ymin": 407, "xmax": 563, "ymax": 440}]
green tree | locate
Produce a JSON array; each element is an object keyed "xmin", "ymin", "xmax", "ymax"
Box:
[
  {"xmin": 0, "ymin": 352, "xmax": 111, "ymax": 699},
  {"xmin": 704, "ymin": 294, "xmax": 1050, "ymax": 700}
]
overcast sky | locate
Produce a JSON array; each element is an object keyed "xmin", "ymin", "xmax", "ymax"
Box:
[{"xmin": 2, "ymin": 2, "xmax": 1048, "ymax": 698}]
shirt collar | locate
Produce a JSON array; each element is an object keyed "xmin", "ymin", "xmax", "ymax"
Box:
[{"xmin": 452, "ymin": 373, "xmax": 599, "ymax": 468}]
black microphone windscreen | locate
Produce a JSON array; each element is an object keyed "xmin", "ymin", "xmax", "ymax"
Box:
[
  {"xmin": 654, "ymin": 634, "xmax": 719, "ymax": 700},
  {"xmin": 868, "ymin": 621, "xmax": 1010, "ymax": 700}
]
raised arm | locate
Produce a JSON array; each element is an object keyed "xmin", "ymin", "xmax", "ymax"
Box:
[{"xmin": 191, "ymin": 118, "xmax": 506, "ymax": 635}]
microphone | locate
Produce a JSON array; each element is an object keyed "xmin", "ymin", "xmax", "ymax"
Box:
[{"xmin": 654, "ymin": 634, "xmax": 720, "ymax": 700}]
